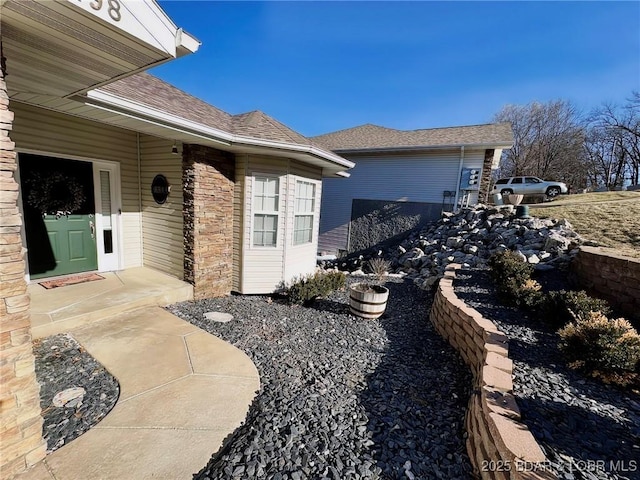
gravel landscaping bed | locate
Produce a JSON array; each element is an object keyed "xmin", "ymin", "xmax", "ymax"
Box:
[
  {"xmin": 33, "ymin": 333, "xmax": 120, "ymax": 453},
  {"xmin": 454, "ymin": 268, "xmax": 640, "ymax": 480},
  {"xmin": 168, "ymin": 277, "xmax": 473, "ymax": 480}
]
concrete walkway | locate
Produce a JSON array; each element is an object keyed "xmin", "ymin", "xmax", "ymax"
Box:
[{"xmin": 18, "ymin": 270, "xmax": 260, "ymax": 479}]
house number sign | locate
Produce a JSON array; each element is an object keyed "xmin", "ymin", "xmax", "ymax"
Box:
[
  {"xmin": 151, "ymin": 175, "xmax": 170, "ymax": 205},
  {"xmin": 77, "ymin": 0, "xmax": 122, "ymax": 22}
]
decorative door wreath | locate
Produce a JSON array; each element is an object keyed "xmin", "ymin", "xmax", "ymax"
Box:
[{"xmin": 26, "ymin": 171, "xmax": 86, "ymax": 218}]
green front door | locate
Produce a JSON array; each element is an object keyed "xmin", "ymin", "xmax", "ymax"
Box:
[{"xmin": 19, "ymin": 154, "xmax": 98, "ymax": 279}]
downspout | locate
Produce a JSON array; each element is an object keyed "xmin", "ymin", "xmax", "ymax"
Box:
[
  {"xmin": 453, "ymin": 146, "xmax": 465, "ymax": 211},
  {"xmin": 137, "ymin": 133, "xmax": 143, "ymax": 265}
]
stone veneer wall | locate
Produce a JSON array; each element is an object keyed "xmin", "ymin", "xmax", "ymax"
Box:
[
  {"xmin": 430, "ymin": 264, "xmax": 556, "ymax": 480},
  {"xmin": 0, "ymin": 48, "xmax": 47, "ymax": 479},
  {"xmin": 182, "ymin": 144, "xmax": 235, "ymax": 300},
  {"xmin": 478, "ymin": 149, "xmax": 495, "ymax": 204},
  {"xmin": 572, "ymin": 246, "xmax": 640, "ymax": 322}
]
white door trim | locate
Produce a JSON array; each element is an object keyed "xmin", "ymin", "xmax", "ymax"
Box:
[{"xmin": 93, "ymin": 160, "xmax": 123, "ymax": 272}]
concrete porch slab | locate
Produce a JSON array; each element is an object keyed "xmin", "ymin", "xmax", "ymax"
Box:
[{"xmin": 28, "ymin": 267, "xmax": 194, "ymax": 339}]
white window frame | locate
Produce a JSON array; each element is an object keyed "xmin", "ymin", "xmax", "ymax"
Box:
[
  {"xmin": 251, "ymin": 174, "xmax": 280, "ymax": 248},
  {"xmin": 293, "ymin": 179, "xmax": 316, "ymax": 246}
]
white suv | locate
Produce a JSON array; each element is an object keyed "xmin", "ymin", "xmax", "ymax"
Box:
[{"xmin": 492, "ymin": 176, "xmax": 568, "ymax": 198}]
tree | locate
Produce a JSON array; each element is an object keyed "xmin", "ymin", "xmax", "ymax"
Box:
[
  {"xmin": 493, "ymin": 100, "xmax": 588, "ymax": 188},
  {"xmin": 586, "ymin": 93, "xmax": 640, "ymax": 188}
]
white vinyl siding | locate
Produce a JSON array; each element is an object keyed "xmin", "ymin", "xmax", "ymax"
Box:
[
  {"xmin": 232, "ymin": 157, "xmax": 246, "ymax": 291},
  {"xmin": 139, "ymin": 135, "xmax": 184, "ymax": 278},
  {"xmin": 11, "ymin": 101, "xmax": 143, "ymax": 269},
  {"xmin": 318, "ymin": 149, "xmax": 485, "ymax": 254},
  {"xmin": 235, "ymin": 155, "xmax": 322, "ymax": 294}
]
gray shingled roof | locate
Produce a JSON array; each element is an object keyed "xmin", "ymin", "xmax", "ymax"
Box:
[
  {"xmin": 100, "ymin": 72, "xmax": 233, "ymax": 131},
  {"xmin": 99, "ymin": 73, "xmax": 318, "ymax": 149},
  {"xmin": 311, "ymin": 122, "xmax": 513, "ymax": 152},
  {"xmin": 231, "ymin": 110, "xmax": 313, "ymax": 146}
]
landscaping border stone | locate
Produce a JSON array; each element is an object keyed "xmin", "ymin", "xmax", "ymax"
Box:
[
  {"xmin": 430, "ymin": 264, "xmax": 556, "ymax": 480},
  {"xmin": 572, "ymin": 246, "xmax": 640, "ymax": 322}
]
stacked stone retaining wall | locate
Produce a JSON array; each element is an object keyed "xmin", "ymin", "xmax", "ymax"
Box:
[
  {"xmin": 430, "ymin": 264, "xmax": 555, "ymax": 480},
  {"xmin": 572, "ymin": 246, "xmax": 640, "ymax": 321}
]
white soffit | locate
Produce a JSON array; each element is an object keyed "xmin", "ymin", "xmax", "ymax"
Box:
[{"xmin": 1, "ymin": 0, "xmax": 199, "ymax": 98}]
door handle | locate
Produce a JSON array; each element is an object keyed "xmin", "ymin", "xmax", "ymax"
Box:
[{"xmin": 89, "ymin": 221, "xmax": 95, "ymax": 239}]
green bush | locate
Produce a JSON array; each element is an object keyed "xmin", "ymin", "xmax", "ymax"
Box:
[
  {"xmin": 539, "ymin": 289, "xmax": 612, "ymax": 327},
  {"xmin": 488, "ymin": 251, "xmax": 534, "ymax": 303},
  {"xmin": 515, "ymin": 279, "xmax": 546, "ymax": 310},
  {"xmin": 559, "ymin": 311, "xmax": 640, "ymax": 373},
  {"xmin": 286, "ymin": 270, "xmax": 346, "ymax": 305}
]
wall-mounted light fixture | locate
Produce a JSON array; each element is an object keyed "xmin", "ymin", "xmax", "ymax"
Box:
[{"xmin": 171, "ymin": 141, "xmax": 178, "ymax": 155}]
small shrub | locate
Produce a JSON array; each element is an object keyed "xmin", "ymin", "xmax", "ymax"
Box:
[
  {"xmin": 558, "ymin": 312, "xmax": 640, "ymax": 373},
  {"xmin": 540, "ymin": 290, "xmax": 612, "ymax": 327},
  {"xmin": 286, "ymin": 270, "xmax": 346, "ymax": 305},
  {"xmin": 488, "ymin": 251, "xmax": 534, "ymax": 303},
  {"xmin": 515, "ymin": 280, "xmax": 546, "ymax": 310},
  {"xmin": 367, "ymin": 258, "xmax": 391, "ymax": 283}
]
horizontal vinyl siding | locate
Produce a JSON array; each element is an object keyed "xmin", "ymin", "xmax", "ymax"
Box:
[
  {"xmin": 232, "ymin": 155, "xmax": 247, "ymax": 292},
  {"xmin": 319, "ymin": 150, "xmax": 467, "ymax": 254},
  {"xmin": 342, "ymin": 151, "xmax": 463, "ymax": 202},
  {"xmin": 11, "ymin": 101, "xmax": 143, "ymax": 269},
  {"xmin": 319, "ymin": 180, "xmax": 352, "ymax": 254},
  {"xmin": 139, "ymin": 136, "xmax": 184, "ymax": 279}
]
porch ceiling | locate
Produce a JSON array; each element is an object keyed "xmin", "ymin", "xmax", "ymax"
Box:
[{"xmin": 1, "ymin": 0, "xmax": 198, "ymax": 98}]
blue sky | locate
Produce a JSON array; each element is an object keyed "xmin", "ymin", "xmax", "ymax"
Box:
[{"xmin": 153, "ymin": 1, "xmax": 640, "ymax": 137}]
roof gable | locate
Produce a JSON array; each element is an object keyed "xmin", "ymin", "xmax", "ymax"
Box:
[{"xmin": 231, "ymin": 111, "xmax": 312, "ymax": 146}]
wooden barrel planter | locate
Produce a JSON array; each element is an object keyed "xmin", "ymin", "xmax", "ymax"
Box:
[
  {"xmin": 504, "ymin": 194, "xmax": 524, "ymax": 206},
  {"xmin": 349, "ymin": 283, "xmax": 389, "ymax": 319}
]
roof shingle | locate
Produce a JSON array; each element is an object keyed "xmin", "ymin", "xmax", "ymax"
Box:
[
  {"xmin": 98, "ymin": 73, "xmax": 325, "ymax": 151},
  {"xmin": 311, "ymin": 122, "xmax": 513, "ymax": 151},
  {"xmin": 100, "ymin": 72, "xmax": 232, "ymax": 132}
]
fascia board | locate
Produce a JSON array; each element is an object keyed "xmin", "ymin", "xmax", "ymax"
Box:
[{"xmin": 176, "ymin": 28, "xmax": 201, "ymax": 55}]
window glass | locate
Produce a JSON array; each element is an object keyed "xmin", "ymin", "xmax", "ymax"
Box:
[
  {"xmin": 253, "ymin": 177, "xmax": 279, "ymax": 212},
  {"xmin": 253, "ymin": 176, "xmax": 279, "ymax": 247},
  {"xmin": 294, "ymin": 180, "xmax": 316, "ymax": 245},
  {"xmin": 511, "ymin": 178, "xmax": 523, "ymax": 184}
]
